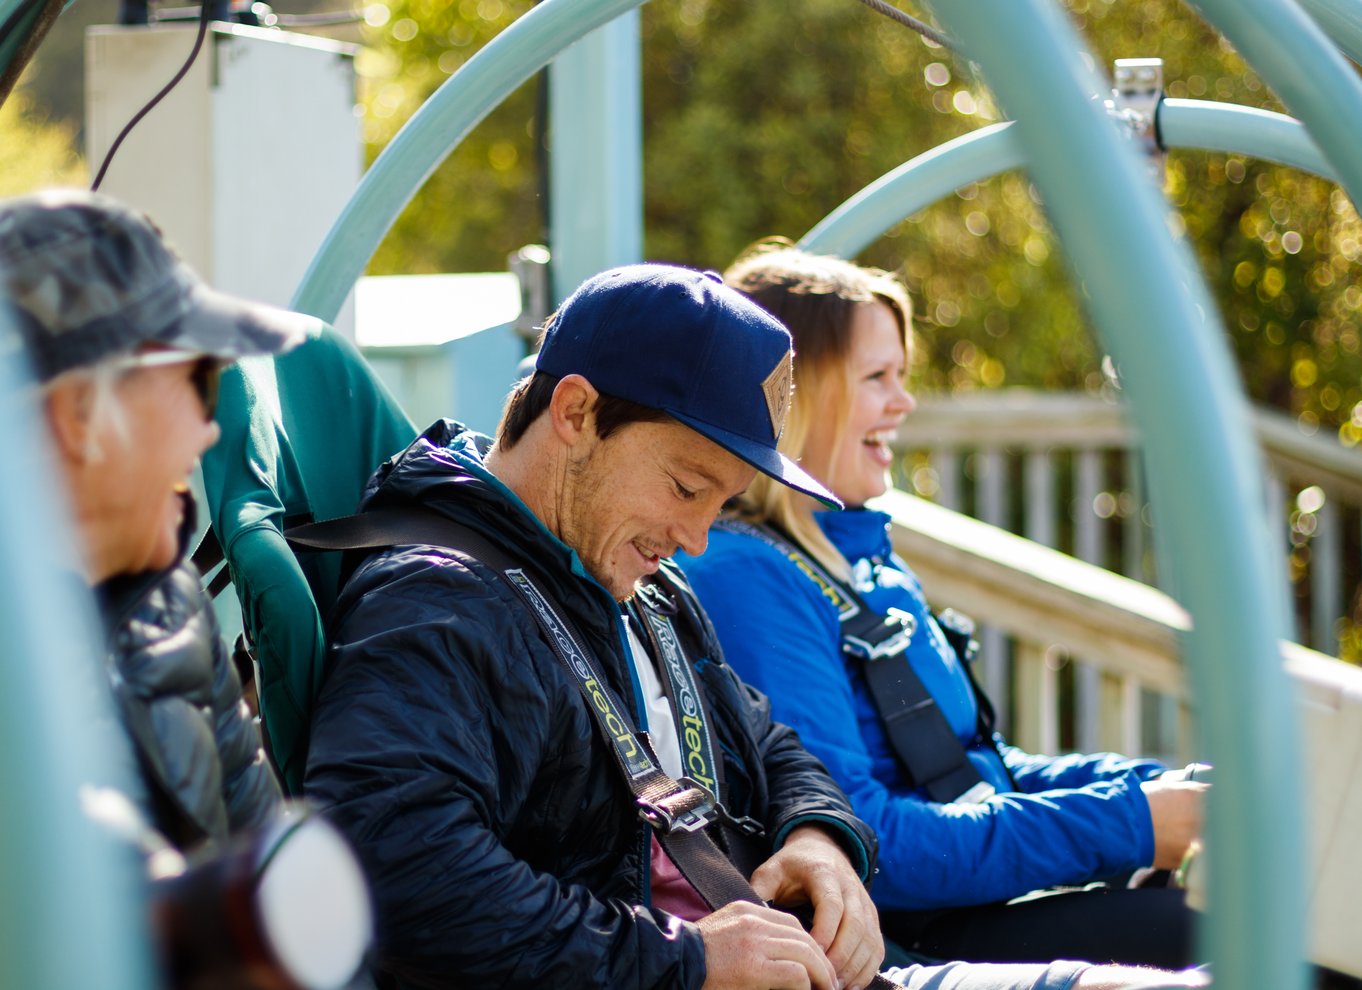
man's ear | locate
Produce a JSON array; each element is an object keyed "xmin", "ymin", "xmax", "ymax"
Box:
[
  {"xmin": 547, "ymin": 374, "xmax": 599, "ymax": 447},
  {"xmin": 43, "ymin": 376, "xmax": 96, "ymax": 462}
]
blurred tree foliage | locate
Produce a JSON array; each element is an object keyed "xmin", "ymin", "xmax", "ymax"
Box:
[
  {"xmin": 0, "ymin": 83, "xmax": 87, "ymax": 195},
  {"xmin": 360, "ymin": 0, "xmax": 1362, "ymax": 655},
  {"xmin": 362, "ymin": 0, "xmax": 1362, "ymax": 448},
  {"xmin": 359, "ymin": 0, "xmax": 542, "ymax": 276}
]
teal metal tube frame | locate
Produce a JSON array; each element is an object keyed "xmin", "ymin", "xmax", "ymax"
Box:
[
  {"xmin": 291, "ymin": 0, "xmax": 652, "ymax": 323},
  {"xmin": 548, "ymin": 11, "xmax": 645, "ymax": 305},
  {"xmin": 285, "ymin": 0, "xmax": 1327, "ymax": 985},
  {"xmin": 800, "ymin": 122, "xmax": 1022, "ymax": 261},
  {"xmin": 1192, "ymin": 0, "xmax": 1362, "ymax": 212},
  {"xmin": 801, "ymin": 100, "xmax": 1333, "ymax": 259},
  {"xmin": 924, "ymin": 2, "xmax": 1304, "ymax": 989},
  {"xmin": 0, "ymin": 0, "xmax": 50, "ymax": 93},
  {"xmin": 0, "ymin": 337, "xmax": 153, "ymax": 987},
  {"xmin": 1291, "ymin": 0, "xmax": 1362, "ymax": 82},
  {"xmin": 1159, "ymin": 99, "xmax": 1334, "ymax": 178}
]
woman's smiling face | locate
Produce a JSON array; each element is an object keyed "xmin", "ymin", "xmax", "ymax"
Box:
[{"xmin": 800, "ymin": 300, "xmax": 914, "ymax": 508}]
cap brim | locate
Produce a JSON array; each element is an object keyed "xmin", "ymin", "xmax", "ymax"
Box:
[
  {"xmin": 669, "ymin": 409, "xmax": 843, "ymax": 510},
  {"xmin": 156, "ymin": 280, "xmax": 321, "ymax": 361}
]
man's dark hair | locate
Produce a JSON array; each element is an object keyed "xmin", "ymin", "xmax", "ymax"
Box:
[{"xmin": 496, "ymin": 371, "xmax": 670, "ymax": 449}]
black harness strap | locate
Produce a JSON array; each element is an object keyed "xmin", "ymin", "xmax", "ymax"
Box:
[
  {"xmin": 189, "ymin": 524, "xmax": 224, "ymax": 577},
  {"xmin": 289, "ymin": 509, "xmax": 728, "ymax": 808},
  {"xmin": 191, "ymin": 513, "xmax": 314, "ymax": 601},
  {"xmin": 289, "ymin": 508, "xmax": 906, "ymax": 990},
  {"xmin": 715, "ymin": 518, "xmax": 1003, "ymax": 804},
  {"xmin": 629, "ymin": 583, "xmax": 726, "ymax": 802},
  {"xmin": 288, "ymin": 514, "xmax": 769, "ymax": 872}
]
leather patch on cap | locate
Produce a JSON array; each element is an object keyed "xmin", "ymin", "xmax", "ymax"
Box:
[{"xmin": 761, "ymin": 352, "xmax": 793, "ymax": 439}]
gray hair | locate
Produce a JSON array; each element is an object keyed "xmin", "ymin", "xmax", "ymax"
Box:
[{"xmin": 43, "ymin": 357, "xmax": 131, "ymax": 462}]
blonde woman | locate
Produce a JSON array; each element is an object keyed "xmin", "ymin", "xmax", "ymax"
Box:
[{"xmin": 678, "ymin": 243, "xmax": 1203, "ymax": 968}]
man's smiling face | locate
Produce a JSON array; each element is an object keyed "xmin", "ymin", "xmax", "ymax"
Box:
[{"xmin": 557, "ymin": 417, "xmax": 757, "ymax": 601}]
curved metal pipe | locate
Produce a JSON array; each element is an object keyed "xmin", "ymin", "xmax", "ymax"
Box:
[
  {"xmin": 922, "ymin": 2, "xmax": 1305, "ymax": 988},
  {"xmin": 1297, "ymin": 0, "xmax": 1362, "ymax": 69},
  {"xmin": 290, "ymin": 0, "xmax": 649, "ymax": 324},
  {"xmin": 1158, "ymin": 98, "xmax": 1335, "ymax": 179},
  {"xmin": 0, "ymin": 339, "xmax": 152, "ymax": 987},
  {"xmin": 1191, "ymin": 0, "xmax": 1362, "ymax": 212},
  {"xmin": 800, "ymin": 123, "xmax": 1022, "ymax": 259},
  {"xmin": 802, "ymin": 100, "xmax": 1333, "ymax": 258}
]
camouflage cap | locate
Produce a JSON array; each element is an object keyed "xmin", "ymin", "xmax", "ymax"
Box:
[{"xmin": 0, "ymin": 190, "xmax": 318, "ymax": 383}]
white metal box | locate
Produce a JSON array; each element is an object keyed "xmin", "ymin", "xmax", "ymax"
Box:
[{"xmin": 85, "ymin": 23, "xmax": 359, "ymax": 332}]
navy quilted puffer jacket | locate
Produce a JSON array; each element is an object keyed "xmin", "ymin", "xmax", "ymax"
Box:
[
  {"xmin": 304, "ymin": 421, "xmax": 876, "ymax": 990},
  {"xmin": 97, "ymin": 501, "xmax": 281, "ymax": 849}
]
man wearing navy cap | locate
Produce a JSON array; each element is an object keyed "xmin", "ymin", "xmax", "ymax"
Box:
[{"xmin": 305, "ymin": 266, "xmax": 1204, "ymax": 990}]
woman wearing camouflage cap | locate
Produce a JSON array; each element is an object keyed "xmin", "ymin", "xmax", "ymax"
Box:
[{"xmin": 0, "ymin": 189, "xmax": 315, "ymax": 849}]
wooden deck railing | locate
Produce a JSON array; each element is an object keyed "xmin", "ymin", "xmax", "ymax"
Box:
[
  {"xmin": 895, "ymin": 390, "xmax": 1362, "ymax": 663},
  {"xmin": 874, "ymin": 486, "xmax": 1337, "ymax": 763},
  {"xmin": 878, "ymin": 484, "xmax": 1362, "ymax": 974}
]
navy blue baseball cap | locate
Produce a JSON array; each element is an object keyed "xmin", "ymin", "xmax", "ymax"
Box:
[{"xmin": 536, "ymin": 264, "xmax": 841, "ymax": 509}]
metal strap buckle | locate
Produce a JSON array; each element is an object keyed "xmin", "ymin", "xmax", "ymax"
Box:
[
  {"xmin": 843, "ymin": 608, "xmax": 918, "ymax": 661},
  {"xmin": 935, "ymin": 607, "xmax": 980, "ymax": 664},
  {"xmin": 638, "ymin": 780, "xmax": 718, "ymax": 834},
  {"xmin": 717, "ymin": 808, "xmax": 766, "ymax": 837},
  {"xmin": 638, "ymin": 778, "xmax": 766, "ymax": 837}
]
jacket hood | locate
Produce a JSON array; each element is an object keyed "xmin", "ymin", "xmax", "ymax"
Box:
[{"xmin": 359, "ymin": 419, "xmax": 597, "ymax": 588}]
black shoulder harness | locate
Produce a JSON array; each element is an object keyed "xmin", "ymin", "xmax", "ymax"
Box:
[
  {"xmin": 287, "ymin": 509, "xmax": 765, "ymax": 890},
  {"xmin": 286, "ymin": 506, "xmax": 912, "ymax": 990},
  {"xmin": 714, "ymin": 517, "xmax": 1012, "ymax": 803}
]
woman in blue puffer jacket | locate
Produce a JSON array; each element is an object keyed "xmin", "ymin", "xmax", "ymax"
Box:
[{"xmin": 678, "ymin": 242, "xmax": 1203, "ymax": 968}]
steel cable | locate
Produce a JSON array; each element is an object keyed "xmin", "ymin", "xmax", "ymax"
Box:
[{"xmin": 850, "ymin": 0, "xmax": 954, "ymax": 51}]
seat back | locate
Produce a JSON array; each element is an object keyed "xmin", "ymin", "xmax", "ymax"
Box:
[{"xmin": 201, "ymin": 326, "xmax": 417, "ymax": 792}]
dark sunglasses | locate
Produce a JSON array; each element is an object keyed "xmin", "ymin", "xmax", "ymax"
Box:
[{"xmin": 115, "ymin": 349, "xmax": 223, "ymax": 418}]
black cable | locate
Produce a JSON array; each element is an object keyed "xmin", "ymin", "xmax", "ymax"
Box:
[
  {"xmin": 90, "ymin": 0, "xmax": 214, "ymax": 192},
  {"xmin": 850, "ymin": 0, "xmax": 953, "ymax": 51}
]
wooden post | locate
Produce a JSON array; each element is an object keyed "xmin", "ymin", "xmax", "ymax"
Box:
[
  {"xmin": 932, "ymin": 448, "xmax": 961, "ymax": 511},
  {"xmin": 1014, "ymin": 641, "xmax": 1059, "ymax": 753},
  {"xmin": 1312, "ymin": 494, "xmax": 1341, "ymax": 654}
]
